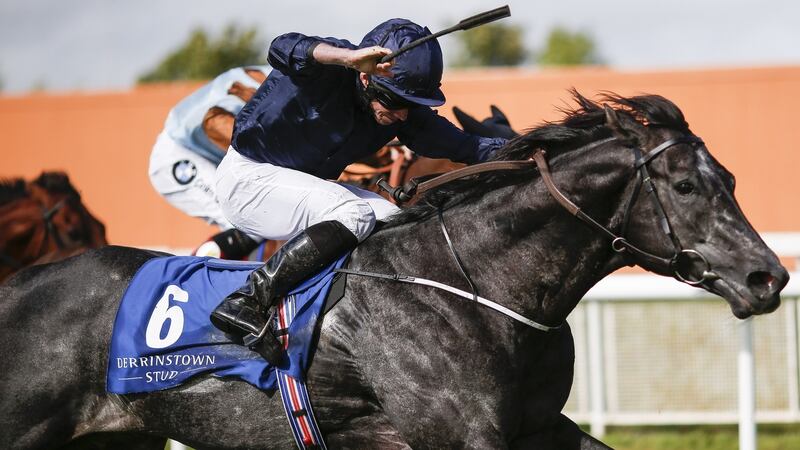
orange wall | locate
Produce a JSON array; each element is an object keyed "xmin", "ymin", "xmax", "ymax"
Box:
[{"xmin": 1, "ymin": 66, "xmax": 798, "ymax": 248}]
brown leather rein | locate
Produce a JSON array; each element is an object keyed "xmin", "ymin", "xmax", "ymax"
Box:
[
  {"xmin": 376, "ymin": 159, "xmax": 537, "ymax": 203},
  {"xmin": 376, "ymin": 135, "xmax": 720, "ymax": 286}
]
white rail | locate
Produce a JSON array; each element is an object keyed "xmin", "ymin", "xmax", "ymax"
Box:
[
  {"xmin": 158, "ymin": 232, "xmax": 800, "ymax": 449},
  {"xmin": 578, "ymin": 234, "xmax": 800, "ymax": 450}
]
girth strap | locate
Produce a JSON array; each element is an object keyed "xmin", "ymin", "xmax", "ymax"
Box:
[{"xmin": 275, "ymin": 296, "xmax": 327, "ymax": 450}]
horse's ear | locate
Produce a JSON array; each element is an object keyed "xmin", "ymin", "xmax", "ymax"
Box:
[
  {"xmin": 453, "ymin": 106, "xmax": 488, "ymax": 135},
  {"xmin": 489, "ymin": 105, "xmax": 511, "ymax": 126},
  {"xmin": 604, "ymin": 104, "xmax": 641, "ymax": 145}
]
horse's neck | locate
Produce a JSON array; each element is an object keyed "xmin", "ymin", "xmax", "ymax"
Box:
[{"xmin": 366, "ymin": 146, "xmax": 634, "ymax": 328}]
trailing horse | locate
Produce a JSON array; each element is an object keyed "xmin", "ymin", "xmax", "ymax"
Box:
[
  {"xmin": 0, "ymin": 92, "xmax": 787, "ymax": 449},
  {"xmin": 0, "ymin": 171, "xmax": 107, "ymax": 282}
]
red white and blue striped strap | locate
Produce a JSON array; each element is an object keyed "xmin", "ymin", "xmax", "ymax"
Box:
[{"xmin": 275, "ymin": 295, "xmax": 327, "ymax": 450}]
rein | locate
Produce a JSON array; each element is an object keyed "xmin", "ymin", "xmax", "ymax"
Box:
[
  {"xmin": 377, "ymin": 159, "xmax": 537, "ymax": 203},
  {"xmin": 374, "ymin": 134, "xmax": 720, "ymax": 286},
  {"xmin": 348, "ymin": 133, "xmax": 720, "ymax": 332},
  {"xmin": 531, "ymin": 135, "xmax": 719, "ymax": 286},
  {"xmin": 42, "ymin": 198, "xmax": 68, "ymax": 250},
  {"xmin": 0, "ymin": 197, "xmax": 69, "ymax": 270},
  {"xmin": 342, "ymin": 169, "xmax": 566, "ymax": 332}
]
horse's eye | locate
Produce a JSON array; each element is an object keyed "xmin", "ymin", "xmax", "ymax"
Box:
[{"xmin": 675, "ymin": 180, "xmax": 695, "ymax": 195}]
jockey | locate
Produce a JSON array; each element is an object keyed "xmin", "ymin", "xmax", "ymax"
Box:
[
  {"xmin": 148, "ymin": 66, "xmax": 270, "ymax": 259},
  {"xmin": 210, "ymin": 19, "xmax": 508, "ymax": 362}
]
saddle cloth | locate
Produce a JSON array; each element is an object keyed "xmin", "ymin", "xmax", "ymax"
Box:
[{"xmin": 106, "ymin": 254, "xmax": 347, "ymax": 394}]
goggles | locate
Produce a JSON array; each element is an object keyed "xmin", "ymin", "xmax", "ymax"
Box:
[{"xmin": 369, "ymin": 80, "xmax": 415, "ymax": 110}]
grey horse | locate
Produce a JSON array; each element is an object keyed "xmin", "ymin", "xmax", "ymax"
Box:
[{"xmin": 0, "ymin": 92, "xmax": 787, "ymax": 449}]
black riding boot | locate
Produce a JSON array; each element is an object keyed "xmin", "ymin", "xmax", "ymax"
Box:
[{"xmin": 210, "ymin": 220, "xmax": 358, "ymax": 363}]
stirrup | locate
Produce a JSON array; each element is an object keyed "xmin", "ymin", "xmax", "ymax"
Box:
[{"xmin": 243, "ymin": 307, "xmax": 276, "ymax": 347}]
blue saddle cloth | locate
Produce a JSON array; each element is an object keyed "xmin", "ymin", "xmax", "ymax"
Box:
[{"xmin": 106, "ymin": 254, "xmax": 347, "ymax": 394}]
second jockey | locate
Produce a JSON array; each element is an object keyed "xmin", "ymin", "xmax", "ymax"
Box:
[{"xmin": 148, "ymin": 66, "xmax": 270, "ymax": 259}]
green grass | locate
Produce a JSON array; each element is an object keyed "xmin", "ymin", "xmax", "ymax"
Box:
[
  {"xmin": 165, "ymin": 424, "xmax": 800, "ymax": 449},
  {"xmin": 601, "ymin": 424, "xmax": 800, "ymax": 450}
]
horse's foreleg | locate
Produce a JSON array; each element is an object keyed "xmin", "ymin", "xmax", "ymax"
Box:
[
  {"xmin": 554, "ymin": 415, "xmax": 614, "ymax": 450},
  {"xmin": 512, "ymin": 414, "xmax": 612, "ymax": 450}
]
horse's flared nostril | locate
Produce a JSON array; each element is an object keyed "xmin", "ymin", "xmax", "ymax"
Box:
[{"xmin": 747, "ymin": 269, "xmax": 789, "ymax": 299}]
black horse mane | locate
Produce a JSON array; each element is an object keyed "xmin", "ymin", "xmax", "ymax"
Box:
[
  {"xmin": 386, "ymin": 90, "xmax": 690, "ymax": 227},
  {"xmin": 0, "ymin": 172, "xmax": 81, "ymax": 208},
  {"xmin": 0, "ymin": 178, "xmax": 28, "ymax": 206},
  {"xmin": 33, "ymin": 172, "xmax": 81, "ymax": 199}
]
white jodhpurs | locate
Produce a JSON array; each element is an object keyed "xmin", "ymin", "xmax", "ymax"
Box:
[
  {"xmin": 148, "ymin": 131, "xmax": 235, "ymax": 230},
  {"xmin": 215, "ymin": 148, "xmax": 400, "ymax": 242}
]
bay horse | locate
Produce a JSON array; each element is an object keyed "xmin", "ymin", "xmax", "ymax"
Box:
[
  {"xmin": 0, "ymin": 172, "xmax": 107, "ymax": 283},
  {"xmin": 0, "ymin": 92, "xmax": 788, "ymax": 449}
]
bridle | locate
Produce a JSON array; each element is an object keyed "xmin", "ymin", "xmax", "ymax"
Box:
[
  {"xmin": 533, "ymin": 135, "xmax": 719, "ymax": 286},
  {"xmin": 0, "ymin": 197, "xmax": 69, "ymax": 271},
  {"xmin": 339, "ymin": 133, "xmax": 722, "ymax": 332},
  {"xmin": 378, "ymin": 134, "xmax": 720, "ymax": 287}
]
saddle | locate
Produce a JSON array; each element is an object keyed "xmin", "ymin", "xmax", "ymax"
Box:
[
  {"xmin": 338, "ymin": 142, "xmax": 415, "ymax": 201},
  {"xmin": 107, "ymin": 254, "xmax": 348, "ymax": 394}
]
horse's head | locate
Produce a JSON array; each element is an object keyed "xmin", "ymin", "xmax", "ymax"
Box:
[
  {"xmin": 596, "ymin": 94, "xmax": 789, "ymax": 318},
  {"xmin": 29, "ymin": 172, "xmax": 107, "ymax": 249},
  {"xmin": 0, "ymin": 172, "xmax": 106, "ymax": 282},
  {"xmin": 386, "ymin": 92, "xmax": 788, "ymax": 322}
]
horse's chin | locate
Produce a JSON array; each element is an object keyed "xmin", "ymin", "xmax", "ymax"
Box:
[{"xmin": 708, "ymin": 277, "xmax": 782, "ymax": 319}]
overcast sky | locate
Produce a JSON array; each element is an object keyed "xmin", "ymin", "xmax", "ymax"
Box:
[{"xmin": 1, "ymin": 0, "xmax": 798, "ymax": 94}]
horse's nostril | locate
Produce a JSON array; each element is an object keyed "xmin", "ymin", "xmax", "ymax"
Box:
[
  {"xmin": 747, "ymin": 271, "xmax": 775, "ymax": 288},
  {"xmin": 746, "ymin": 270, "xmax": 782, "ymax": 301}
]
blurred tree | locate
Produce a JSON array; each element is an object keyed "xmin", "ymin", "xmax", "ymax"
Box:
[
  {"xmin": 30, "ymin": 80, "xmax": 48, "ymax": 92},
  {"xmin": 537, "ymin": 27, "xmax": 599, "ymax": 66},
  {"xmin": 138, "ymin": 25, "xmax": 264, "ymax": 83},
  {"xmin": 454, "ymin": 23, "xmax": 527, "ymax": 67}
]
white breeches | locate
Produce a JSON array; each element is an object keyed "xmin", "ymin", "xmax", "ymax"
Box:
[
  {"xmin": 148, "ymin": 131, "xmax": 235, "ymax": 230},
  {"xmin": 215, "ymin": 148, "xmax": 400, "ymax": 242}
]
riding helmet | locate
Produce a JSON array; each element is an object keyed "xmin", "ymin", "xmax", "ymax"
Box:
[{"xmin": 359, "ymin": 18, "xmax": 445, "ymax": 107}]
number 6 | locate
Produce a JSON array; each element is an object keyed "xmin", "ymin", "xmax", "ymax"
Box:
[{"xmin": 145, "ymin": 285, "xmax": 189, "ymax": 349}]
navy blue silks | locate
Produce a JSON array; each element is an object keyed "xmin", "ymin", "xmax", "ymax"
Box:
[{"xmin": 232, "ymin": 27, "xmax": 506, "ymax": 179}]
